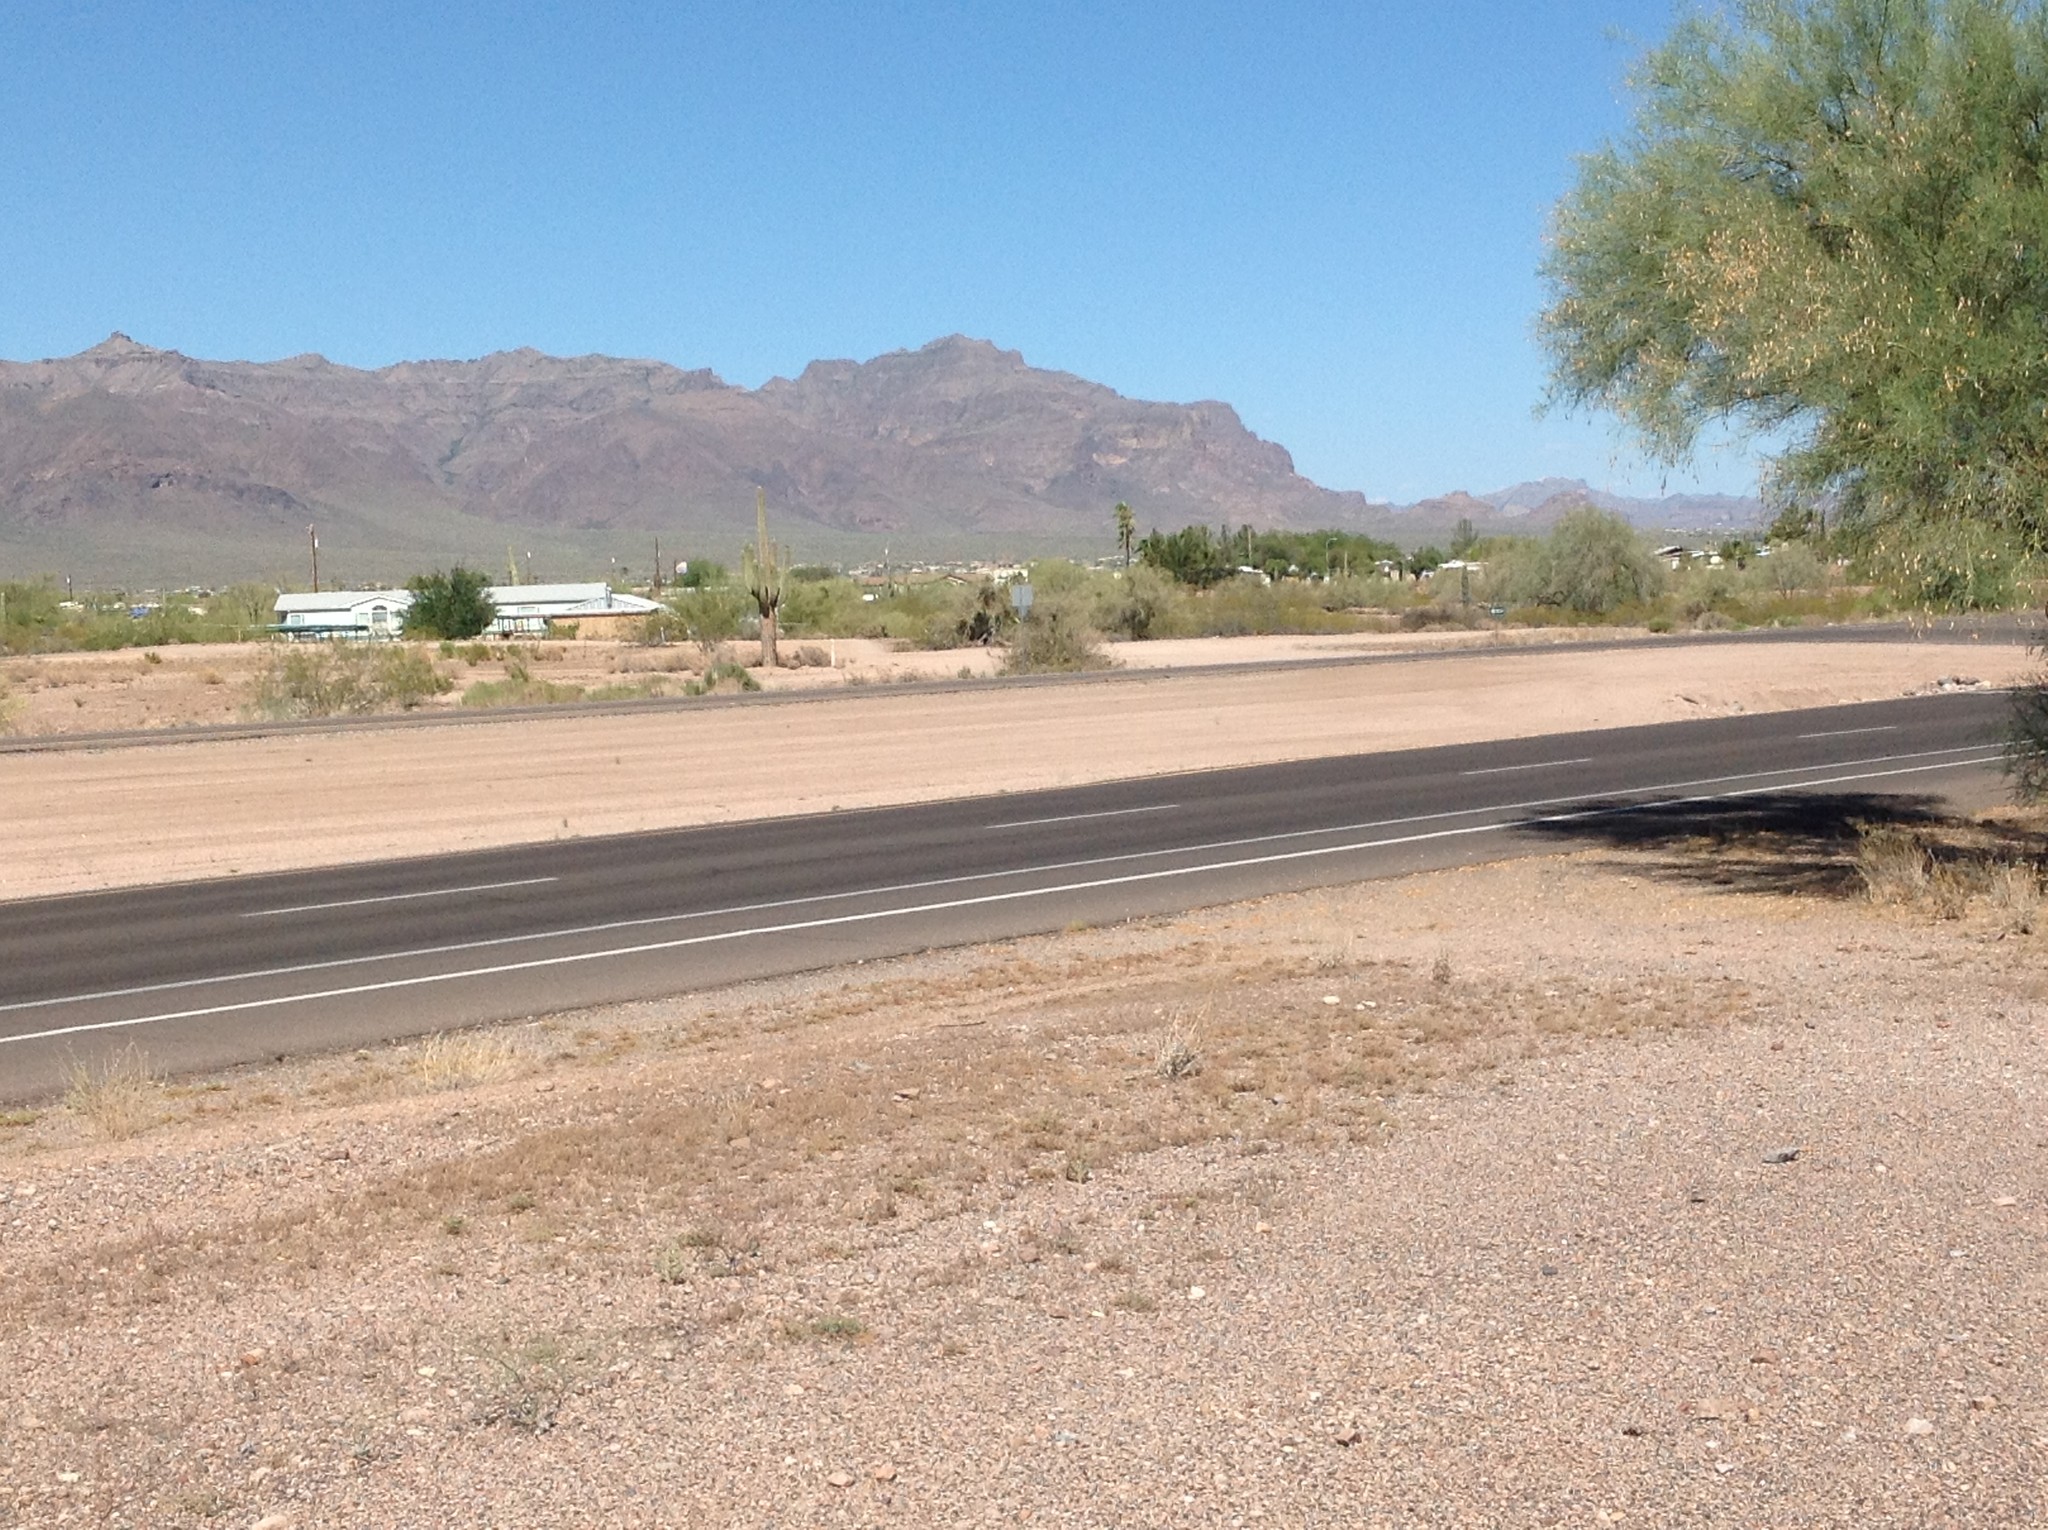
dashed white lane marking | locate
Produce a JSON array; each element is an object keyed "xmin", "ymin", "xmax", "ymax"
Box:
[
  {"xmin": 243, "ymin": 877, "xmax": 559, "ymax": 918},
  {"xmin": 1461, "ymin": 757, "xmax": 1594, "ymax": 777},
  {"xmin": 986, "ymin": 804, "xmax": 1178, "ymax": 830}
]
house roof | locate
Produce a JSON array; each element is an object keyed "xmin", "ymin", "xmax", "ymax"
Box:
[
  {"xmin": 274, "ymin": 590, "xmax": 411, "ymax": 616},
  {"xmin": 487, "ymin": 584, "xmax": 663, "ymax": 618}
]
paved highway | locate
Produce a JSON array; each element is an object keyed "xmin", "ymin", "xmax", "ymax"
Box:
[{"xmin": 0, "ymin": 689, "xmax": 2013, "ymax": 1098}]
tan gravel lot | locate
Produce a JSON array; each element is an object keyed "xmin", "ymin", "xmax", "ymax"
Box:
[
  {"xmin": 0, "ymin": 636, "xmax": 2028, "ymax": 900},
  {"xmin": 1, "ymin": 836, "xmax": 2042, "ymax": 1527}
]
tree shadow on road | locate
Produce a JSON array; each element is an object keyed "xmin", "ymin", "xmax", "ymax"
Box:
[{"xmin": 1512, "ymin": 790, "xmax": 2043, "ymax": 901}]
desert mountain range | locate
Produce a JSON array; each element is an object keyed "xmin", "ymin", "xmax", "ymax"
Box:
[{"xmin": 0, "ymin": 335, "xmax": 1760, "ymax": 585}]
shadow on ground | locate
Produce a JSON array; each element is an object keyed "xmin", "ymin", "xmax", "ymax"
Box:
[{"xmin": 1513, "ymin": 790, "xmax": 2031, "ymax": 900}]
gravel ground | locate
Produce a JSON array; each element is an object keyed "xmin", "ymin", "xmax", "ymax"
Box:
[{"xmin": 1, "ymin": 843, "xmax": 2043, "ymax": 1527}]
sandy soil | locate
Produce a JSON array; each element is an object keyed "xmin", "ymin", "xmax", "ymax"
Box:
[
  {"xmin": 2, "ymin": 835, "xmax": 2041, "ymax": 1527},
  {"xmin": 0, "ymin": 629, "xmax": 1630, "ymax": 738},
  {"xmin": 0, "ymin": 637, "xmax": 2027, "ymax": 902}
]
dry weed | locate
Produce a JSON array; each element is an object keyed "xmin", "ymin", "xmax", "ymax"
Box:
[
  {"xmin": 1989, "ymin": 862, "xmax": 2043, "ymax": 933},
  {"xmin": 63, "ymin": 1047, "xmax": 162, "ymax": 1139},
  {"xmin": 407, "ymin": 1029, "xmax": 529, "ymax": 1091},
  {"xmin": 1855, "ymin": 823, "xmax": 1931, "ymax": 904},
  {"xmin": 1155, "ymin": 1008, "xmax": 1203, "ymax": 1080}
]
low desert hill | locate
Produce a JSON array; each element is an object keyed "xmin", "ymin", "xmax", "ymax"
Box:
[{"xmin": 0, "ymin": 335, "xmax": 1760, "ymax": 585}]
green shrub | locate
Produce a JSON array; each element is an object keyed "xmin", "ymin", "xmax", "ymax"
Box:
[
  {"xmin": 403, "ymin": 566, "xmax": 496, "ymax": 640},
  {"xmin": 245, "ymin": 642, "xmax": 451, "ymax": 719},
  {"xmin": 686, "ymin": 660, "xmax": 761, "ymax": 695},
  {"xmin": 1489, "ymin": 508, "xmax": 1665, "ymax": 615},
  {"xmin": 1002, "ymin": 594, "xmax": 1112, "ymax": 674}
]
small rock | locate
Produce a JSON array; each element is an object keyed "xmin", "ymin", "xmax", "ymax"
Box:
[
  {"xmin": 1906, "ymin": 1417, "xmax": 1935, "ymax": 1437},
  {"xmin": 825, "ymin": 1470, "xmax": 855, "ymax": 1488},
  {"xmin": 1321, "ymin": 995, "xmax": 1341, "ymax": 1006},
  {"xmin": 1970, "ymin": 1395, "xmax": 1998, "ymax": 1411},
  {"xmin": 1187, "ymin": 1286, "xmax": 1206, "ymax": 1301},
  {"xmin": 1993, "ymin": 1195, "xmax": 2019, "ymax": 1207},
  {"xmin": 1750, "ymin": 1350, "xmax": 1780, "ymax": 1365},
  {"xmin": 252, "ymin": 1517, "xmax": 292, "ymax": 1530},
  {"xmin": 239, "ymin": 1349, "xmax": 265, "ymax": 1368},
  {"xmin": 1052, "ymin": 1429, "xmax": 1081, "ymax": 1446},
  {"xmin": 871, "ymin": 1463, "xmax": 897, "ymax": 1481},
  {"xmin": 1540, "ymin": 1264, "xmax": 1559, "ymax": 1277},
  {"xmin": 1691, "ymin": 1397, "xmax": 1741, "ymax": 1421},
  {"xmin": 1333, "ymin": 1427, "xmax": 1362, "ymax": 1447},
  {"xmin": 1763, "ymin": 1148, "xmax": 1801, "ymax": 1165}
]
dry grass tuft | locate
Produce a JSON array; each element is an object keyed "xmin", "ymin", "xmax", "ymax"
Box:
[
  {"xmin": 1989, "ymin": 862, "xmax": 2042, "ymax": 933},
  {"xmin": 406, "ymin": 1029, "xmax": 530, "ymax": 1091},
  {"xmin": 1856, "ymin": 823, "xmax": 1931, "ymax": 904},
  {"xmin": 63, "ymin": 1047, "xmax": 162, "ymax": 1139},
  {"xmin": 1154, "ymin": 1009, "xmax": 1203, "ymax": 1080}
]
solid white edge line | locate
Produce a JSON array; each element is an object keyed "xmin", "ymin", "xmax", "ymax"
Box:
[
  {"xmin": 1460, "ymin": 757, "xmax": 1594, "ymax": 777},
  {"xmin": 1797, "ymin": 726, "xmax": 1899, "ymax": 740},
  {"xmin": 243, "ymin": 877, "xmax": 559, "ymax": 918},
  {"xmin": 985, "ymin": 803, "xmax": 1179, "ymax": 830},
  {"xmin": 0, "ymin": 738, "xmax": 1995, "ymax": 1018},
  {"xmin": 0, "ymin": 749, "xmax": 2001, "ymax": 1048}
]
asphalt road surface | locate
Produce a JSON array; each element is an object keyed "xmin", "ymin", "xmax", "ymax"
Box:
[{"xmin": 0, "ymin": 688, "xmax": 2014, "ymax": 1099}]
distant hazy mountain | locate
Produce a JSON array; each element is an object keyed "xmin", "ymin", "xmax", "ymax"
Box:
[
  {"xmin": 1365, "ymin": 478, "xmax": 1762, "ymax": 543},
  {"xmin": 0, "ymin": 335, "xmax": 1759, "ymax": 585}
]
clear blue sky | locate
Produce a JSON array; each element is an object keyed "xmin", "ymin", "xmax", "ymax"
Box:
[{"xmin": 0, "ymin": 1, "xmax": 1755, "ymax": 503}]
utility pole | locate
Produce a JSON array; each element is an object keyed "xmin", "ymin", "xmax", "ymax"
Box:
[
  {"xmin": 309, "ymin": 524, "xmax": 319, "ymax": 593},
  {"xmin": 653, "ymin": 535, "xmax": 662, "ymax": 594}
]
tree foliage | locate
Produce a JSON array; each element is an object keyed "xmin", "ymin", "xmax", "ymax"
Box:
[
  {"xmin": 1490, "ymin": 508, "xmax": 1667, "ymax": 614},
  {"xmin": 403, "ymin": 566, "xmax": 496, "ymax": 639},
  {"xmin": 1136, "ymin": 524, "xmax": 1401, "ymax": 586},
  {"xmin": 1542, "ymin": 0, "xmax": 2048, "ymax": 541}
]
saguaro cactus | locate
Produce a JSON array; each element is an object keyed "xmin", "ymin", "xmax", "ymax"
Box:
[{"xmin": 741, "ymin": 487, "xmax": 786, "ymax": 668}]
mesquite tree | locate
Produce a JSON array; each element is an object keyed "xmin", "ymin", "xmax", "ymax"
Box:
[{"xmin": 1541, "ymin": 0, "xmax": 2048, "ymax": 542}]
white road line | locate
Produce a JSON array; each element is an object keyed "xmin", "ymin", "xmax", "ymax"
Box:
[
  {"xmin": 986, "ymin": 804, "xmax": 1178, "ymax": 830},
  {"xmin": 243, "ymin": 877, "xmax": 559, "ymax": 918},
  {"xmin": 1461, "ymin": 757, "xmax": 1594, "ymax": 777},
  {"xmin": 0, "ymin": 739, "xmax": 1993, "ymax": 1019},
  {"xmin": 1798, "ymin": 725, "xmax": 1899, "ymax": 740},
  {"xmin": 0, "ymin": 749, "xmax": 2001, "ymax": 1049}
]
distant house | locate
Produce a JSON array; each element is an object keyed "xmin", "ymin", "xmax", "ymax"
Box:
[
  {"xmin": 484, "ymin": 583, "xmax": 664, "ymax": 639},
  {"xmin": 272, "ymin": 583, "xmax": 663, "ymax": 640},
  {"xmin": 273, "ymin": 589, "xmax": 411, "ymax": 639}
]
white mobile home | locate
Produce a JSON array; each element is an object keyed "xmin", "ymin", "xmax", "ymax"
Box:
[
  {"xmin": 274, "ymin": 583, "xmax": 663, "ymax": 640},
  {"xmin": 484, "ymin": 584, "xmax": 663, "ymax": 638},
  {"xmin": 273, "ymin": 590, "xmax": 412, "ymax": 640}
]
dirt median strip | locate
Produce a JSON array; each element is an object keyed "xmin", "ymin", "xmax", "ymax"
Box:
[{"xmin": 0, "ymin": 639, "xmax": 2031, "ymax": 901}]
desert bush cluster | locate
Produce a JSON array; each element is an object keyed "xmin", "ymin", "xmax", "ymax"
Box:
[{"xmin": 243, "ymin": 641, "xmax": 451, "ymax": 719}]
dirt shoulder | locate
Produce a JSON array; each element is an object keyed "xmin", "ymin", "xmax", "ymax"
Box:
[
  {"xmin": 2, "ymin": 835, "xmax": 2040, "ymax": 1527},
  {"xmin": 0, "ymin": 636, "xmax": 2029, "ymax": 901}
]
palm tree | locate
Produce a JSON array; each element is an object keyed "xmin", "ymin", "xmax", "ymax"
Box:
[{"xmin": 1114, "ymin": 501, "xmax": 1136, "ymax": 568}]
